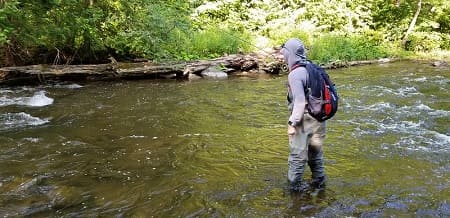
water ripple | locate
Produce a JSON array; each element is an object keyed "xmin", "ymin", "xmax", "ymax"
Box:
[
  {"xmin": 0, "ymin": 112, "xmax": 50, "ymax": 131},
  {"xmin": 0, "ymin": 90, "xmax": 53, "ymax": 107}
]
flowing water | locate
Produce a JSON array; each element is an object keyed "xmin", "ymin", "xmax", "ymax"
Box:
[{"xmin": 0, "ymin": 60, "xmax": 449, "ymax": 217}]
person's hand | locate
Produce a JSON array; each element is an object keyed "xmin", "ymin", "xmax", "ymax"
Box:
[{"xmin": 287, "ymin": 125, "xmax": 296, "ymax": 135}]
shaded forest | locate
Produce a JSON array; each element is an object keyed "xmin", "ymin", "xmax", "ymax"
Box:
[{"xmin": 0, "ymin": 0, "xmax": 449, "ymax": 67}]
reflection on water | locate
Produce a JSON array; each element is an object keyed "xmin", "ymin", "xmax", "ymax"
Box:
[{"xmin": 0, "ymin": 61, "xmax": 449, "ymax": 217}]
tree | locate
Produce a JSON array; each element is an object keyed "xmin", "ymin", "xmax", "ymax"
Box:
[
  {"xmin": 402, "ymin": 0, "xmax": 422, "ymax": 47},
  {"xmin": 0, "ymin": 0, "xmax": 194, "ymax": 66}
]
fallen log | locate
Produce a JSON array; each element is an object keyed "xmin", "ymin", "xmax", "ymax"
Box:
[
  {"xmin": 0, "ymin": 49, "xmax": 405, "ymax": 86},
  {"xmin": 0, "ymin": 53, "xmax": 278, "ymax": 85},
  {"xmin": 0, "ymin": 64, "xmax": 116, "ymax": 85}
]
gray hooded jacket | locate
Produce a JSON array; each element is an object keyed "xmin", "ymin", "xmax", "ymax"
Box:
[{"xmin": 281, "ymin": 38, "xmax": 309, "ymax": 126}]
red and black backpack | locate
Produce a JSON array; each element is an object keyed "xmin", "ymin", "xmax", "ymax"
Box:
[{"xmin": 290, "ymin": 62, "xmax": 338, "ymax": 122}]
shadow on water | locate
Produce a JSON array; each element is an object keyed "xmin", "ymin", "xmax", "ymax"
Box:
[{"xmin": 0, "ymin": 60, "xmax": 449, "ymax": 217}]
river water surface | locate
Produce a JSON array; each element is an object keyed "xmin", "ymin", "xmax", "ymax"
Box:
[{"xmin": 0, "ymin": 60, "xmax": 449, "ymax": 217}]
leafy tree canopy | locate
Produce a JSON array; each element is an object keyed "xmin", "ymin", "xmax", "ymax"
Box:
[{"xmin": 0, "ymin": 0, "xmax": 448, "ymax": 66}]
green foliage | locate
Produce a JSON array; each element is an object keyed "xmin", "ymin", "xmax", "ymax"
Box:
[
  {"xmin": 0, "ymin": 0, "xmax": 20, "ymax": 45},
  {"xmin": 168, "ymin": 27, "xmax": 252, "ymax": 61},
  {"xmin": 1, "ymin": 0, "xmax": 114, "ymax": 64},
  {"xmin": 405, "ymin": 31, "xmax": 443, "ymax": 52},
  {"xmin": 371, "ymin": 0, "xmax": 412, "ymax": 39},
  {"xmin": 193, "ymin": 0, "xmax": 375, "ymax": 36},
  {"xmin": 436, "ymin": 10, "xmax": 450, "ymax": 33},
  {"xmin": 104, "ymin": 0, "xmax": 192, "ymax": 60},
  {"xmin": 371, "ymin": 0, "xmax": 449, "ymax": 41},
  {"xmin": 442, "ymin": 34, "xmax": 450, "ymax": 50},
  {"xmin": 1, "ymin": 0, "xmax": 195, "ymax": 65},
  {"xmin": 308, "ymin": 34, "xmax": 351, "ymax": 63},
  {"xmin": 0, "ymin": 0, "xmax": 449, "ymax": 66},
  {"xmin": 300, "ymin": 0, "xmax": 373, "ymax": 33},
  {"xmin": 308, "ymin": 32, "xmax": 388, "ymax": 64},
  {"xmin": 268, "ymin": 30, "xmax": 312, "ymax": 49}
]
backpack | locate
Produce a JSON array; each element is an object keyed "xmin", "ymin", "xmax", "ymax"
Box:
[{"xmin": 303, "ymin": 62, "xmax": 338, "ymax": 121}]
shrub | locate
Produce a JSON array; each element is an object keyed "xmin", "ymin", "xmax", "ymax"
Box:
[
  {"xmin": 405, "ymin": 32, "xmax": 442, "ymax": 52},
  {"xmin": 270, "ymin": 29, "xmax": 312, "ymax": 49},
  {"xmin": 308, "ymin": 32, "xmax": 389, "ymax": 64},
  {"xmin": 308, "ymin": 33, "xmax": 353, "ymax": 63},
  {"xmin": 439, "ymin": 33, "xmax": 450, "ymax": 50},
  {"xmin": 171, "ymin": 27, "xmax": 252, "ymax": 61}
]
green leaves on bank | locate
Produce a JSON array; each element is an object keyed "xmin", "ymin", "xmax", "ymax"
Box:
[
  {"xmin": 0, "ymin": 0, "xmax": 250, "ymax": 65},
  {"xmin": 0, "ymin": 0, "xmax": 449, "ymax": 66}
]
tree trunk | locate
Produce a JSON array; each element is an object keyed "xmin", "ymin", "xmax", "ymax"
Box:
[
  {"xmin": 0, "ymin": 54, "xmax": 275, "ymax": 85},
  {"xmin": 401, "ymin": 0, "xmax": 422, "ymax": 47}
]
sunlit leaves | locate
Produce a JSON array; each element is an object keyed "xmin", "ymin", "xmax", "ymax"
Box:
[
  {"xmin": 0, "ymin": 0, "xmax": 20, "ymax": 45},
  {"xmin": 0, "ymin": 0, "xmax": 448, "ymax": 66}
]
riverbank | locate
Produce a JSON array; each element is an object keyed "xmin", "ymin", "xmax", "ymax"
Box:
[{"xmin": 0, "ymin": 49, "xmax": 448, "ymax": 86}]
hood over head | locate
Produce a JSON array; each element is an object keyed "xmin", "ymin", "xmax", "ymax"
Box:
[{"xmin": 281, "ymin": 38, "xmax": 308, "ymax": 71}]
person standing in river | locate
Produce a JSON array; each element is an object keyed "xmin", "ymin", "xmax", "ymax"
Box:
[{"xmin": 280, "ymin": 38, "xmax": 327, "ymax": 192}]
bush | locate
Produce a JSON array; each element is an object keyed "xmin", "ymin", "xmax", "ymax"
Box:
[
  {"xmin": 348, "ymin": 31, "xmax": 388, "ymax": 60},
  {"xmin": 308, "ymin": 32, "xmax": 389, "ymax": 64},
  {"xmin": 170, "ymin": 27, "xmax": 252, "ymax": 61},
  {"xmin": 442, "ymin": 34, "xmax": 450, "ymax": 50},
  {"xmin": 0, "ymin": 1, "xmax": 19, "ymax": 45},
  {"xmin": 405, "ymin": 32, "xmax": 442, "ymax": 52},
  {"xmin": 269, "ymin": 29, "xmax": 312, "ymax": 49}
]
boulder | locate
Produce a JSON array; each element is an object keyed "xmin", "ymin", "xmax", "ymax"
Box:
[
  {"xmin": 200, "ymin": 66, "xmax": 228, "ymax": 79},
  {"xmin": 431, "ymin": 60, "xmax": 448, "ymax": 67}
]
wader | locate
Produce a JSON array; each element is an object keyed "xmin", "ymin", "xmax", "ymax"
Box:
[{"xmin": 288, "ymin": 113, "xmax": 326, "ymax": 191}]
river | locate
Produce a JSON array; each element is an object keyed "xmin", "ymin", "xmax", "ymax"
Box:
[{"xmin": 0, "ymin": 60, "xmax": 449, "ymax": 217}]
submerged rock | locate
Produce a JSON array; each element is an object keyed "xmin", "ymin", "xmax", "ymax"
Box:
[
  {"xmin": 378, "ymin": 58, "xmax": 391, "ymax": 63},
  {"xmin": 188, "ymin": 73, "xmax": 202, "ymax": 81},
  {"xmin": 47, "ymin": 185, "xmax": 85, "ymax": 209},
  {"xmin": 431, "ymin": 60, "xmax": 448, "ymax": 67},
  {"xmin": 200, "ymin": 66, "xmax": 228, "ymax": 79}
]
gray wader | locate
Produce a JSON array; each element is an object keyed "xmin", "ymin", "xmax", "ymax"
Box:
[{"xmin": 288, "ymin": 113, "xmax": 326, "ymax": 191}]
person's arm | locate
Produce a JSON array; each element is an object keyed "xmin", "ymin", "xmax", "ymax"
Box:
[{"xmin": 287, "ymin": 68, "xmax": 307, "ymax": 134}]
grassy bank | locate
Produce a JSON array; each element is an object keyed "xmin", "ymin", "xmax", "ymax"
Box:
[{"xmin": 165, "ymin": 28, "xmax": 450, "ymax": 65}]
